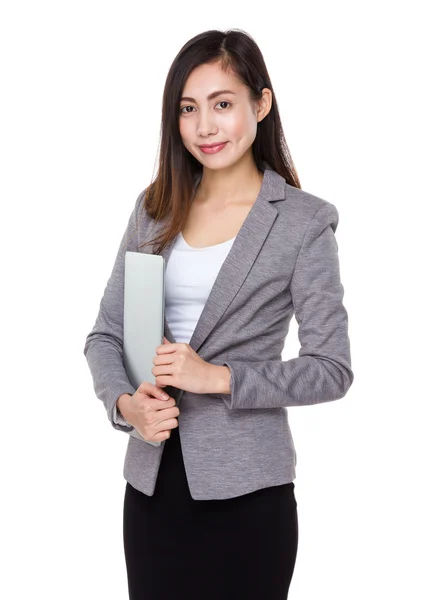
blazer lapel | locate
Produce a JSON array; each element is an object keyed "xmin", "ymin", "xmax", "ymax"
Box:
[{"xmin": 156, "ymin": 166, "xmax": 286, "ymax": 354}]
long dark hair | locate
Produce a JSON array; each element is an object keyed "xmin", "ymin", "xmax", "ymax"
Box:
[{"xmin": 139, "ymin": 28, "xmax": 301, "ymax": 254}]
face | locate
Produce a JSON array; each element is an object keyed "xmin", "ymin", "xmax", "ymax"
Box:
[{"xmin": 178, "ymin": 61, "xmax": 271, "ymax": 170}]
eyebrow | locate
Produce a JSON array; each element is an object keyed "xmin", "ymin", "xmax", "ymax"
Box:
[{"xmin": 180, "ymin": 89, "xmax": 236, "ymax": 103}]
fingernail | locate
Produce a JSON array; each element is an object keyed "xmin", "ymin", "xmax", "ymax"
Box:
[{"xmin": 161, "ymin": 393, "xmax": 169, "ymax": 399}]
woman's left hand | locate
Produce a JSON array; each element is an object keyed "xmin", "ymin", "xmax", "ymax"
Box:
[{"xmin": 152, "ymin": 337, "xmax": 215, "ymax": 394}]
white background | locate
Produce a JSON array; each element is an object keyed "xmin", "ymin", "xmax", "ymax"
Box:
[{"xmin": 1, "ymin": 1, "xmax": 426, "ymax": 598}]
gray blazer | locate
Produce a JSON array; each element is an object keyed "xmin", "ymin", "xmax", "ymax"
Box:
[{"xmin": 83, "ymin": 165, "xmax": 354, "ymax": 500}]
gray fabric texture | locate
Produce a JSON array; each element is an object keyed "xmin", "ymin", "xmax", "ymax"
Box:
[{"xmin": 83, "ymin": 165, "xmax": 354, "ymax": 500}]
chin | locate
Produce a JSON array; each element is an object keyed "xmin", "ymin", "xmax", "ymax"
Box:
[{"xmin": 198, "ymin": 152, "xmax": 239, "ymax": 168}]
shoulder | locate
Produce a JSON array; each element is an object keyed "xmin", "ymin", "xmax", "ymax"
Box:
[
  {"xmin": 278, "ymin": 182, "xmax": 340, "ymax": 235},
  {"xmin": 284, "ymin": 183, "xmax": 338, "ymax": 220}
]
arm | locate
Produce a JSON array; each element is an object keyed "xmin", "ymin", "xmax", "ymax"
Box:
[
  {"xmin": 221, "ymin": 202, "xmax": 354, "ymax": 410},
  {"xmin": 83, "ymin": 190, "xmax": 146, "ymax": 432},
  {"xmin": 112, "ymin": 395, "xmax": 133, "ymax": 427}
]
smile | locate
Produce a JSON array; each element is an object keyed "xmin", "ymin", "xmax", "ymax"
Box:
[{"xmin": 198, "ymin": 142, "xmax": 228, "ymax": 154}]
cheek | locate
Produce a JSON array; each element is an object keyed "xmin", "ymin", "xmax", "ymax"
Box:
[
  {"xmin": 228, "ymin": 110, "xmax": 254, "ymax": 137},
  {"xmin": 179, "ymin": 121, "xmax": 192, "ymax": 149},
  {"xmin": 227, "ymin": 113, "xmax": 256, "ymax": 141},
  {"xmin": 179, "ymin": 120, "xmax": 187, "ymax": 139}
]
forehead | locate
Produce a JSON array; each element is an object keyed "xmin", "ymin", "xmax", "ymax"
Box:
[{"xmin": 182, "ymin": 62, "xmax": 244, "ymax": 96}]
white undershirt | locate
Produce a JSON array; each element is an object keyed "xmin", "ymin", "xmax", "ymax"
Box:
[
  {"xmin": 164, "ymin": 232, "xmax": 236, "ymax": 344},
  {"xmin": 113, "ymin": 231, "xmax": 237, "ymax": 427}
]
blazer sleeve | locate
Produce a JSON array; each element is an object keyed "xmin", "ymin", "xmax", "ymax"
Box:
[
  {"xmin": 221, "ymin": 202, "xmax": 354, "ymax": 410},
  {"xmin": 112, "ymin": 402, "xmax": 133, "ymax": 427},
  {"xmin": 83, "ymin": 191, "xmax": 146, "ymax": 432}
]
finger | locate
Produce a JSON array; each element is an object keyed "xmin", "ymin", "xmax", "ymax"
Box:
[
  {"xmin": 138, "ymin": 381, "xmax": 170, "ymax": 400},
  {"xmin": 153, "ymin": 386, "xmax": 170, "ymax": 400},
  {"xmin": 156, "ymin": 385, "xmax": 170, "ymax": 401}
]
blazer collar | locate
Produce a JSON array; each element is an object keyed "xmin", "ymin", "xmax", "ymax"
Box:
[{"xmin": 156, "ymin": 165, "xmax": 287, "ymax": 354}]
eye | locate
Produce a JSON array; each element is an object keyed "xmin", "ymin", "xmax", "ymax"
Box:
[{"xmin": 179, "ymin": 101, "xmax": 231, "ymax": 115}]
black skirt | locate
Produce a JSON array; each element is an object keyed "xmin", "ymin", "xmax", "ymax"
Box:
[{"xmin": 123, "ymin": 425, "xmax": 298, "ymax": 600}]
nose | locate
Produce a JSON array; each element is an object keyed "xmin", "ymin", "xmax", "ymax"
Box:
[{"xmin": 197, "ymin": 109, "xmax": 218, "ymax": 137}]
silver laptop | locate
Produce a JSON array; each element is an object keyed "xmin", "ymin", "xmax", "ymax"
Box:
[{"xmin": 123, "ymin": 251, "xmax": 165, "ymax": 446}]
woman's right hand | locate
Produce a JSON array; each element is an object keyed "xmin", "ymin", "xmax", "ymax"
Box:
[{"xmin": 118, "ymin": 381, "xmax": 180, "ymax": 442}]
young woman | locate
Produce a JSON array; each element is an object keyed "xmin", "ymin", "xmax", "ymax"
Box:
[{"xmin": 84, "ymin": 28, "xmax": 354, "ymax": 600}]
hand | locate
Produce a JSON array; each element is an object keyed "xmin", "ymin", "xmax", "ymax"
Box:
[
  {"xmin": 152, "ymin": 337, "xmax": 215, "ymax": 394},
  {"xmin": 120, "ymin": 381, "xmax": 180, "ymax": 443}
]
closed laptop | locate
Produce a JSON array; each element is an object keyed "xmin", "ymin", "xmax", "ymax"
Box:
[{"xmin": 123, "ymin": 251, "xmax": 165, "ymax": 446}]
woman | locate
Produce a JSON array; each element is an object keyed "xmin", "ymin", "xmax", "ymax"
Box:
[{"xmin": 83, "ymin": 28, "xmax": 354, "ymax": 599}]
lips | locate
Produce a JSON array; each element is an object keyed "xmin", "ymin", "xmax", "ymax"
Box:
[
  {"xmin": 199, "ymin": 142, "xmax": 227, "ymax": 148},
  {"xmin": 198, "ymin": 142, "xmax": 228, "ymax": 154}
]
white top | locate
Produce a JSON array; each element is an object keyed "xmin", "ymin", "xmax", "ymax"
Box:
[{"xmin": 164, "ymin": 232, "xmax": 236, "ymax": 344}]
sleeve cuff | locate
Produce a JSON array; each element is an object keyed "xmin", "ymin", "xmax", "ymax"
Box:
[{"xmin": 112, "ymin": 402, "xmax": 132, "ymax": 427}]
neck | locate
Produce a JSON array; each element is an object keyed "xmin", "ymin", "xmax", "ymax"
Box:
[{"xmin": 195, "ymin": 154, "xmax": 263, "ymax": 208}]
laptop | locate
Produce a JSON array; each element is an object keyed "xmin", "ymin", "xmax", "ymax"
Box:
[{"xmin": 123, "ymin": 251, "xmax": 165, "ymax": 446}]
